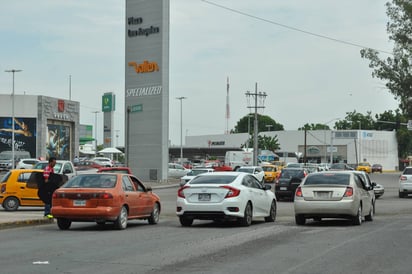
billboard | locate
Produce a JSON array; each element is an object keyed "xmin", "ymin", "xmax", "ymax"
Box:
[
  {"xmin": 0, "ymin": 117, "xmax": 36, "ymax": 158},
  {"xmin": 46, "ymin": 124, "xmax": 71, "ymax": 160}
]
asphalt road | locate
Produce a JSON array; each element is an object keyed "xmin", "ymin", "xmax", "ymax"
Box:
[{"xmin": 1, "ymin": 173, "xmax": 412, "ymax": 274}]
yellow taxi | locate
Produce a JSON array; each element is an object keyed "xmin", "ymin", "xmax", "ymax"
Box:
[
  {"xmin": 262, "ymin": 164, "xmax": 281, "ymax": 183},
  {"xmin": 356, "ymin": 162, "xmax": 372, "ymax": 174},
  {"xmin": 0, "ymin": 169, "xmax": 44, "ymax": 211}
]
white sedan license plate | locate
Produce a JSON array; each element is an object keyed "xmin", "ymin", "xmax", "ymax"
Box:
[
  {"xmin": 73, "ymin": 200, "xmax": 86, "ymax": 206},
  {"xmin": 280, "ymin": 187, "xmax": 287, "ymax": 191},
  {"xmin": 198, "ymin": 193, "xmax": 211, "ymax": 201}
]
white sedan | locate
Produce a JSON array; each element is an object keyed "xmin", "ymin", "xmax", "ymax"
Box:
[
  {"xmin": 180, "ymin": 168, "xmax": 214, "ymax": 186},
  {"xmin": 237, "ymin": 166, "xmax": 265, "ymax": 183},
  {"xmin": 168, "ymin": 163, "xmax": 190, "ymax": 178},
  {"xmin": 176, "ymin": 172, "xmax": 277, "ymax": 227}
]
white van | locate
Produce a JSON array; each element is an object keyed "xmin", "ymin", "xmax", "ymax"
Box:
[
  {"xmin": 0, "ymin": 150, "xmax": 32, "ymax": 171},
  {"xmin": 225, "ymin": 151, "xmax": 253, "ymax": 171}
]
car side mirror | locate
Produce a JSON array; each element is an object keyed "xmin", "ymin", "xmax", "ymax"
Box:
[
  {"xmin": 63, "ymin": 169, "xmax": 71, "ymax": 174},
  {"xmin": 146, "ymin": 186, "xmax": 152, "ymax": 192},
  {"xmin": 264, "ymin": 184, "xmax": 272, "ymax": 190},
  {"xmin": 371, "ymin": 182, "xmax": 377, "ymax": 187},
  {"xmin": 179, "ymin": 182, "xmax": 186, "ymax": 187}
]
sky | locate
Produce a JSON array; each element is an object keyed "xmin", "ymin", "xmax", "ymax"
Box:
[{"xmin": 0, "ymin": 0, "xmax": 399, "ymax": 147}]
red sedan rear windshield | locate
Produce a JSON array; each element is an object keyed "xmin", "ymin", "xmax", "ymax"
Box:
[
  {"xmin": 64, "ymin": 174, "xmax": 117, "ymax": 188},
  {"xmin": 304, "ymin": 173, "xmax": 350, "ymax": 186}
]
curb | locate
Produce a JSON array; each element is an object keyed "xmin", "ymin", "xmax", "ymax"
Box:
[{"xmin": 0, "ymin": 218, "xmax": 54, "ymax": 230}]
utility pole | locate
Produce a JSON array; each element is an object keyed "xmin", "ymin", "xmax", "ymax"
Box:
[
  {"xmin": 176, "ymin": 97, "xmax": 187, "ymax": 166},
  {"xmin": 5, "ymin": 69, "xmax": 22, "ymax": 168},
  {"xmin": 245, "ymin": 83, "xmax": 267, "ymax": 166}
]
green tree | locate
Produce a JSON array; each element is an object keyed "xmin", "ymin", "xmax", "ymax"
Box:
[
  {"xmin": 360, "ymin": 0, "xmax": 412, "ymax": 158},
  {"xmin": 360, "ymin": 0, "xmax": 412, "ymax": 117},
  {"xmin": 335, "ymin": 110, "xmax": 375, "ymax": 130},
  {"xmin": 242, "ymin": 134, "xmax": 281, "ymax": 151},
  {"xmin": 233, "ymin": 114, "xmax": 284, "ymax": 133},
  {"xmin": 298, "ymin": 123, "xmax": 331, "ymax": 130}
]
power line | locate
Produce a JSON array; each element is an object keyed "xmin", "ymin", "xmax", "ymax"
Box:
[{"xmin": 201, "ymin": 0, "xmax": 393, "ymax": 55}]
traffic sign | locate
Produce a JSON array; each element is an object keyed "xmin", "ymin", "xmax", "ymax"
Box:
[{"xmin": 130, "ymin": 104, "xmax": 143, "ymax": 113}]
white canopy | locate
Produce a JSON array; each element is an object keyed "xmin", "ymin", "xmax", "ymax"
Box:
[{"xmin": 98, "ymin": 147, "xmax": 123, "ymax": 154}]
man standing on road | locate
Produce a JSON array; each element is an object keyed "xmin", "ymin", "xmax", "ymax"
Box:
[{"xmin": 38, "ymin": 157, "xmax": 57, "ymax": 219}]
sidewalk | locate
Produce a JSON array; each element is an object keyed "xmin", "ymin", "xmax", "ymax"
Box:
[{"xmin": 0, "ymin": 180, "xmax": 180, "ymax": 230}]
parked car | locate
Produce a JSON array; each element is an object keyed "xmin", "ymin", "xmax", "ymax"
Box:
[
  {"xmin": 356, "ymin": 162, "xmax": 372, "ymax": 174},
  {"xmin": 275, "ymin": 167, "xmax": 308, "ymax": 200},
  {"xmin": 91, "ymin": 157, "xmax": 114, "ymax": 167},
  {"xmin": 371, "ymin": 164, "xmax": 383, "ymax": 173},
  {"xmin": 294, "ymin": 171, "xmax": 375, "ymax": 225},
  {"xmin": 0, "ymin": 169, "xmax": 67, "ymax": 211},
  {"xmin": 353, "ymin": 170, "xmax": 376, "ymax": 215},
  {"xmin": 16, "ymin": 158, "xmax": 40, "ymax": 169},
  {"xmin": 0, "ymin": 150, "xmax": 31, "ymax": 171},
  {"xmin": 33, "ymin": 160, "xmax": 77, "ymax": 179},
  {"xmin": 237, "ymin": 166, "xmax": 265, "ymax": 183},
  {"xmin": 97, "ymin": 167, "xmax": 133, "ymax": 174},
  {"xmin": 374, "ymin": 183, "xmax": 385, "ymax": 198},
  {"xmin": 51, "ymin": 173, "xmax": 161, "ymax": 230},
  {"xmin": 399, "ymin": 167, "xmax": 412, "ymax": 198},
  {"xmin": 0, "ymin": 169, "xmax": 44, "ymax": 211},
  {"xmin": 176, "ymin": 172, "xmax": 276, "ymax": 227},
  {"xmin": 180, "ymin": 168, "xmax": 214, "ymax": 186},
  {"xmin": 261, "ymin": 164, "xmax": 281, "ymax": 183},
  {"xmin": 168, "ymin": 163, "xmax": 190, "ymax": 178},
  {"xmin": 75, "ymin": 160, "xmax": 103, "ymax": 171}
]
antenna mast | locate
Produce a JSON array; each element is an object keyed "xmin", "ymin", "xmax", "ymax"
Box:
[{"xmin": 225, "ymin": 77, "xmax": 230, "ymax": 134}]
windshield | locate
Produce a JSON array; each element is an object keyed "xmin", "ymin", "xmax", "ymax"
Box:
[
  {"xmin": 189, "ymin": 175, "xmax": 237, "ymax": 185},
  {"xmin": 0, "ymin": 172, "xmax": 11, "ymax": 183},
  {"xmin": 262, "ymin": 166, "xmax": 275, "ymax": 172},
  {"xmin": 0, "ymin": 152, "xmax": 12, "ymax": 160},
  {"xmin": 188, "ymin": 169, "xmax": 210, "ymax": 176},
  {"xmin": 238, "ymin": 168, "xmax": 254, "ymax": 174},
  {"xmin": 304, "ymin": 173, "xmax": 350, "ymax": 186},
  {"xmin": 280, "ymin": 169, "xmax": 303, "ymax": 178},
  {"xmin": 64, "ymin": 174, "xmax": 117, "ymax": 188},
  {"xmin": 33, "ymin": 162, "xmax": 63, "ymax": 173}
]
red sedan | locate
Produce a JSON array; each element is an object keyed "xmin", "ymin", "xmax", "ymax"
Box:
[{"xmin": 52, "ymin": 173, "xmax": 160, "ymax": 230}]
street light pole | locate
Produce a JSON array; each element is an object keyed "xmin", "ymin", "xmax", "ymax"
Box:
[
  {"xmin": 5, "ymin": 69, "xmax": 22, "ymax": 169},
  {"xmin": 176, "ymin": 97, "xmax": 187, "ymax": 166},
  {"xmin": 92, "ymin": 111, "xmax": 99, "ymax": 155}
]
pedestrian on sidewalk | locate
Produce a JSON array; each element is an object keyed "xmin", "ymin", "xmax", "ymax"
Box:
[{"xmin": 38, "ymin": 157, "xmax": 57, "ymax": 219}]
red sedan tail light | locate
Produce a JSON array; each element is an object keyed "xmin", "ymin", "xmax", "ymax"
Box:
[
  {"xmin": 220, "ymin": 185, "xmax": 240, "ymax": 198},
  {"xmin": 177, "ymin": 186, "xmax": 190, "ymax": 198},
  {"xmin": 343, "ymin": 187, "xmax": 354, "ymax": 197},
  {"xmin": 295, "ymin": 186, "xmax": 303, "ymax": 197}
]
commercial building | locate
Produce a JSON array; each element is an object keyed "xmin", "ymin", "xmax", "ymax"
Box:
[
  {"xmin": 184, "ymin": 129, "xmax": 399, "ymax": 171},
  {"xmin": 0, "ymin": 94, "xmax": 80, "ymax": 161}
]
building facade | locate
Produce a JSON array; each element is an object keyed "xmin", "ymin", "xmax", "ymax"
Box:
[
  {"xmin": 0, "ymin": 94, "xmax": 80, "ymax": 161},
  {"xmin": 185, "ymin": 129, "xmax": 399, "ymax": 171}
]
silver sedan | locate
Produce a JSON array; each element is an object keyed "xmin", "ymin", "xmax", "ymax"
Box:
[{"xmin": 294, "ymin": 171, "xmax": 374, "ymax": 225}]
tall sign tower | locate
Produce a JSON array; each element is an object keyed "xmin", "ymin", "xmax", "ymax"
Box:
[
  {"xmin": 102, "ymin": 92, "xmax": 115, "ymax": 148},
  {"xmin": 125, "ymin": 0, "xmax": 169, "ymax": 181}
]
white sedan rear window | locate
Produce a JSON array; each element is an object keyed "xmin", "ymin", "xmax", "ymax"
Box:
[
  {"xmin": 304, "ymin": 173, "xmax": 350, "ymax": 186},
  {"xmin": 189, "ymin": 175, "xmax": 237, "ymax": 185}
]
